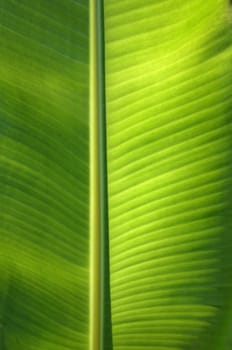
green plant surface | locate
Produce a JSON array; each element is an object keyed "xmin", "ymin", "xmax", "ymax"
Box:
[
  {"xmin": 1, "ymin": 0, "xmax": 232, "ymax": 350},
  {"xmin": 0, "ymin": 1, "xmax": 89, "ymax": 349},
  {"xmin": 105, "ymin": 0, "xmax": 232, "ymax": 349}
]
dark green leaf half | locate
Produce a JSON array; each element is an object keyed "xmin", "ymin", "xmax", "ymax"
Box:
[{"xmin": 0, "ymin": 1, "xmax": 89, "ymax": 349}]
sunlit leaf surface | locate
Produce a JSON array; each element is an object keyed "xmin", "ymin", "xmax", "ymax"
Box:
[{"xmin": 105, "ymin": 1, "xmax": 232, "ymax": 349}]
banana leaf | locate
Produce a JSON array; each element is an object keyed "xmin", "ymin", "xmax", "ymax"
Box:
[{"xmin": 0, "ymin": 0, "xmax": 232, "ymax": 350}]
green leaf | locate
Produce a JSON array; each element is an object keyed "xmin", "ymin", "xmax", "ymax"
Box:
[
  {"xmin": 0, "ymin": 1, "xmax": 89, "ymax": 349},
  {"xmin": 1, "ymin": 0, "xmax": 232, "ymax": 350},
  {"xmin": 105, "ymin": 0, "xmax": 232, "ymax": 349}
]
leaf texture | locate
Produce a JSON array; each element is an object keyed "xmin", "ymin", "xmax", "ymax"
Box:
[
  {"xmin": 0, "ymin": 1, "xmax": 89, "ymax": 349},
  {"xmin": 105, "ymin": 1, "xmax": 232, "ymax": 349}
]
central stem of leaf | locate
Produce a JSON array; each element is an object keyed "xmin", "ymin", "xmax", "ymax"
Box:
[{"xmin": 90, "ymin": 1, "xmax": 112, "ymax": 350}]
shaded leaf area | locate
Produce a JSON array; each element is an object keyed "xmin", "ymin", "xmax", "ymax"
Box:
[
  {"xmin": 0, "ymin": 1, "xmax": 89, "ymax": 349},
  {"xmin": 105, "ymin": 0, "xmax": 232, "ymax": 349}
]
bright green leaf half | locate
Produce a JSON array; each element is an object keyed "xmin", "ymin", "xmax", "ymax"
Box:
[{"xmin": 105, "ymin": 1, "xmax": 232, "ymax": 349}]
